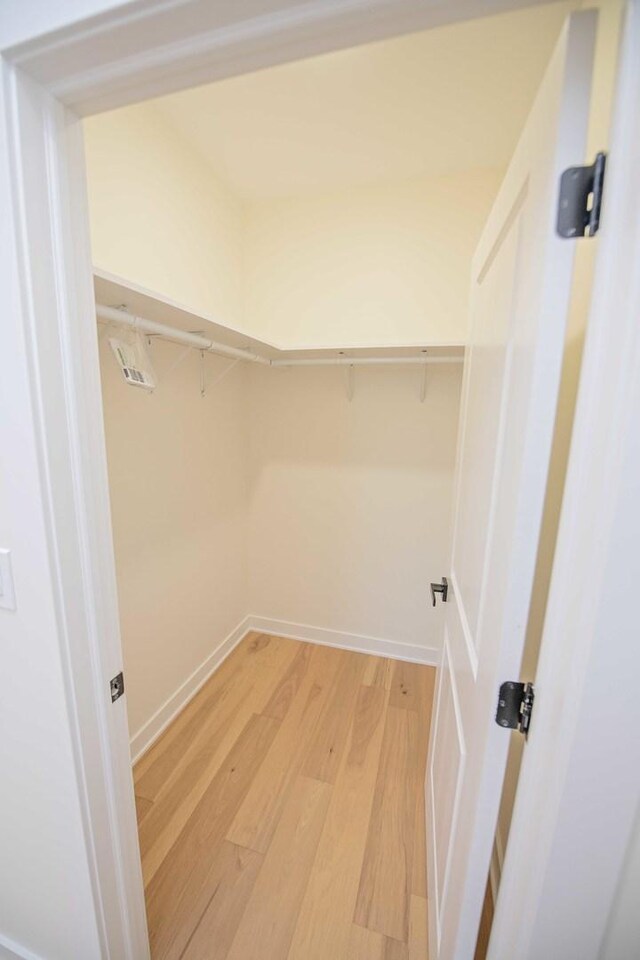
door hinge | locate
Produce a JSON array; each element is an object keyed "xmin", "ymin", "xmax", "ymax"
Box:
[
  {"xmin": 110, "ymin": 671, "xmax": 125, "ymax": 703},
  {"xmin": 557, "ymin": 151, "xmax": 607, "ymax": 239},
  {"xmin": 430, "ymin": 576, "xmax": 449, "ymax": 607},
  {"xmin": 495, "ymin": 681, "xmax": 534, "ymax": 736}
]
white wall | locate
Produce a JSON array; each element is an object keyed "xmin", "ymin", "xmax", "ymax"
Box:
[
  {"xmin": 246, "ymin": 363, "xmax": 461, "ymax": 654},
  {"xmin": 243, "ymin": 171, "xmax": 501, "ymax": 347},
  {"xmin": 600, "ymin": 806, "xmax": 640, "ymax": 960},
  {"xmin": 0, "ymin": 82, "xmax": 104, "ymax": 960},
  {"xmin": 99, "ymin": 336, "xmax": 249, "ymax": 740},
  {"xmin": 0, "ymin": 0, "xmax": 126, "ymax": 50}
]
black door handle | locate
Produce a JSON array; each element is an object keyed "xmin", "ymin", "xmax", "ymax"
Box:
[{"xmin": 430, "ymin": 576, "xmax": 449, "ymax": 607}]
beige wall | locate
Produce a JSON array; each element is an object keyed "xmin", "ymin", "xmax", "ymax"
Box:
[
  {"xmin": 84, "ymin": 102, "xmax": 244, "ymax": 329},
  {"xmin": 242, "ymin": 171, "xmax": 501, "ymax": 348},
  {"xmin": 246, "ymin": 364, "xmax": 462, "ymax": 649},
  {"xmin": 100, "ymin": 339, "xmax": 462, "ymax": 739},
  {"xmin": 84, "ymin": 105, "xmax": 500, "ymax": 348},
  {"xmin": 83, "ymin": 44, "xmax": 502, "ymax": 746},
  {"xmin": 99, "ymin": 337, "xmax": 249, "ymax": 738},
  {"xmin": 86, "ymin": 96, "xmax": 481, "ymax": 736},
  {"xmin": 87, "ymin": 92, "xmax": 479, "ymax": 743},
  {"xmin": 87, "ymin": 2, "xmax": 621, "ymax": 780}
]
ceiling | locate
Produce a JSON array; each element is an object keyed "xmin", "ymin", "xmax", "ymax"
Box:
[{"xmin": 152, "ymin": 1, "xmax": 575, "ymax": 201}]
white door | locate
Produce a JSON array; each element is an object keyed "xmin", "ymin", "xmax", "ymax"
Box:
[{"xmin": 426, "ymin": 11, "xmax": 596, "ymax": 960}]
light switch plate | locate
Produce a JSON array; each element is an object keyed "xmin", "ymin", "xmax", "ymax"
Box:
[{"xmin": 0, "ymin": 549, "xmax": 16, "ymax": 610}]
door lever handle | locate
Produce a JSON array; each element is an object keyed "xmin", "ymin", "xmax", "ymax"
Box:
[{"xmin": 430, "ymin": 576, "xmax": 449, "ymax": 607}]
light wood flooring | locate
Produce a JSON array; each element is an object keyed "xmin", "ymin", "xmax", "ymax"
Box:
[{"xmin": 134, "ymin": 633, "xmax": 436, "ymax": 960}]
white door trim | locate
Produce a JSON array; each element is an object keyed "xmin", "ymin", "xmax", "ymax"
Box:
[
  {"xmin": 5, "ymin": 0, "xmax": 567, "ymax": 116},
  {"xmin": 1, "ymin": 1, "xmax": 638, "ymax": 956},
  {"xmin": 1, "ymin": 63, "xmax": 149, "ymax": 958},
  {"xmin": 489, "ymin": 2, "xmax": 640, "ymax": 956}
]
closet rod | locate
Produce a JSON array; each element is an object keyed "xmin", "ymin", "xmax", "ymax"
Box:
[
  {"xmin": 270, "ymin": 356, "xmax": 461, "ymax": 366},
  {"xmin": 96, "ymin": 303, "xmax": 463, "ymax": 366},
  {"xmin": 96, "ymin": 304, "xmax": 270, "ymax": 365}
]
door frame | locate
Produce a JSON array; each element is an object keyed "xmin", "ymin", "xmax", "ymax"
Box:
[{"xmin": 1, "ymin": 1, "xmax": 638, "ymax": 956}]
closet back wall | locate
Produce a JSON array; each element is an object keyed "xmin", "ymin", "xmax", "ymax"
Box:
[
  {"xmin": 247, "ymin": 363, "xmax": 461, "ymax": 657},
  {"xmin": 243, "ymin": 170, "xmax": 501, "ymax": 347}
]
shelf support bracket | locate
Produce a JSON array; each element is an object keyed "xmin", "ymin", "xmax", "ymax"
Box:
[
  {"xmin": 420, "ymin": 359, "xmax": 428, "ymax": 403},
  {"xmin": 207, "ymin": 357, "xmax": 241, "ymax": 391},
  {"xmin": 345, "ymin": 363, "xmax": 355, "ymax": 402},
  {"xmin": 155, "ymin": 344, "xmax": 191, "ymax": 385},
  {"xmin": 419, "ymin": 350, "xmax": 430, "ymax": 402}
]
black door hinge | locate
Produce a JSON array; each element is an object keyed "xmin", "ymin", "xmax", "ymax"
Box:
[
  {"xmin": 110, "ymin": 671, "xmax": 125, "ymax": 703},
  {"xmin": 495, "ymin": 681, "xmax": 534, "ymax": 736},
  {"xmin": 430, "ymin": 576, "xmax": 449, "ymax": 607},
  {"xmin": 557, "ymin": 152, "xmax": 607, "ymax": 238}
]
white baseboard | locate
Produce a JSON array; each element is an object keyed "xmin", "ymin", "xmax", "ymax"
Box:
[
  {"xmin": 247, "ymin": 615, "xmax": 439, "ymax": 666},
  {"xmin": 129, "ymin": 614, "xmax": 440, "ymax": 763},
  {"xmin": 129, "ymin": 615, "xmax": 252, "ymax": 763}
]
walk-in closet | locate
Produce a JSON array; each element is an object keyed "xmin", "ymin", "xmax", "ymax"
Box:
[{"xmin": 79, "ymin": 1, "xmax": 617, "ymax": 956}]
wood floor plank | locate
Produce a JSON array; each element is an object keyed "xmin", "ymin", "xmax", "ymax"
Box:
[
  {"xmin": 417, "ymin": 665, "xmax": 437, "ymax": 727},
  {"xmin": 137, "ymin": 636, "xmax": 297, "ymax": 885},
  {"xmin": 385, "ymin": 938, "xmax": 410, "ymax": 960},
  {"xmin": 347, "ymin": 926, "xmax": 409, "ymax": 960},
  {"xmin": 409, "ymin": 895, "xmax": 429, "ymax": 960},
  {"xmin": 226, "ymin": 776, "xmax": 332, "ymax": 960},
  {"xmin": 348, "ymin": 924, "xmax": 385, "ymax": 959},
  {"xmin": 134, "ymin": 632, "xmax": 272, "ymax": 799},
  {"xmin": 362, "ymin": 655, "xmax": 393, "ymax": 689},
  {"xmin": 389, "ymin": 659, "xmax": 432, "ymax": 712},
  {"xmin": 179, "ymin": 840, "xmax": 263, "ymax": 960},
  {"xmin": 354, "ymin": 705, "xmax": 420, "ymax": 942},
  {"xmin": 412, "ymin": 784, "xmax": 428, "ymax": 899},
  {"xmin": 300, "ymin": 649, "xmax": 367, "ymax": 783},
  {"xmin": 135, "ymin": 794, "xmax": 153, "ymax": 826},
  {"xmin": 287, "ymin": 683, "xmax": 387, "ymax": 960},
  {"xmin": 473, "ymin": 876, "xmax": 494, "ymax": 960},
  {"xmin": 139, "ymin": 693, "xmax": 246, "ymax": 885},
  {"xmin": 138, "ymin": 639, "xmax": 434, "ymax": 959},
  {"xmin": 261, "ymin": 642, "xmax": 312, "ymax": 721},
  {"xmin": 226, "ymin": 644, "xmax": 342, "ymax": 854},
  {"xmin": 413, "ymin": 665, "xmax": 436, "ymax": 899},
  {"xmin": 145, "ymin": 712, "xmax": 280, "ymax": 960}
]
